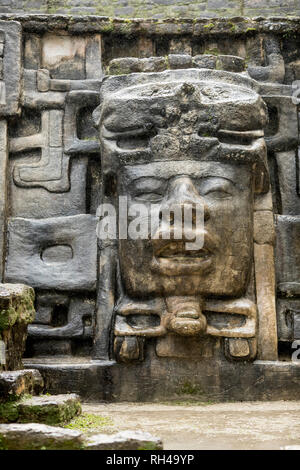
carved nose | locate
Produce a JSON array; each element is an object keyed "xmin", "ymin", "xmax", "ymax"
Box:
[{"xmin": 162, "ymin": 176, "xmax": 210, "ymax": 224}]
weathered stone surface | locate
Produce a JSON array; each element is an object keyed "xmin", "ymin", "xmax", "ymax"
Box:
[
  {"xmin": 0, "ymin": 284, "xmax": 35, "ymax": 371},
  {"xmin": 254, "ymin": 211, "xmax": 275, "ymax": 245},
  {"xmin": 0, "ymin": 119, "xmax": 8, "ymax": 280},
  {"xmin": 254, "ymin": 243, "xmax": 278, "ymax": 360},
  {"xmin": 0, "ymin": 422, "xmax": 83, "ymax": 450},
  {"xmin": 275, "ymin": 215, "xmax": 300, "ymax": 297},
  {"xmin": 0, "ymin": 12, "xmax": 298, "ymax": 400},
  {"xmin": 17, "ymin": 393, "xmax": 81, "ymax": 425},
  {"xmin": 3, "ymin": 1, "xmax": 299, "ymax": 19},
  {"xmin": 0, "ymin": 369, "xmax": 43, "ymax": 399},
  {"xmin": 5, "ymin": 215, "xmax": 97, "ymax": 291},
  {"xmin": 85, "ymin": 430, "xmax": 163, "ymax": 450},
  {"xmin": 0, "ymin": 20, "xmax": 21, "ymax": 117}
]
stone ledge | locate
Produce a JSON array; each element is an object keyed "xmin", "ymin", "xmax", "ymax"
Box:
[
  {"xmin": 0, "ymin": 15, "xmax": 299, "ymax": 36},
  {"xmin": 0, "ymin": 423, "xmax": 163, "ymax": 450},
  {"xmin": 17, "ymin": 393, "xmax": 81, "ymax": 425},
  {"xmin": 0, "ymin": 393, "xmax": 82, "ymax": 425},
  {"xmin": 0, "ymin": 369, "xmax": 43, "ymax": 400},
  {"xmin": 85, "ymin": 430, "xmax": 163, "ymax": 450},
  {"xmin": 0, "ymin": 422, "xmax": 83, "ymax": 450}
]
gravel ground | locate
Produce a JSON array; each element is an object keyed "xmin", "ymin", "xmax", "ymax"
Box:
[{"xmin": 82, "ymin": 401, "xmax": 300, "ymax": 450}]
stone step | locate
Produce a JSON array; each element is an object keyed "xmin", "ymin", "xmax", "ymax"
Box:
[
  {"xmin": 0, "ymin": 369, "xmax": 44, "ymax": 400},
  {"xmin": 0, "ymin": 393, "xmax": 81, "ymax": 425},
  {"xmin": 17, "ymin": 393, "xmax": 82, "ymax": 425},
  {"xmin": 0, "ymin": 423, "xmax": 163, "ymax": 450},
  {"xmin": 85, "ymin": 430, "xmax": 163, "ymax": 450},
  {"xmin": 0, "ymin": 423, "xmax": 83, "ymax": 450}
]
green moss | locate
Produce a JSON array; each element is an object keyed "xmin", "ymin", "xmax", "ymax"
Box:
[
  {"xmin": 203, "ymin": 48, "xmax": 219, "ymax": 56},
  {"xmin": 180, "ymin": 381, "xmax": 204, "ymax": 396},
  {"xmin": 0, "ymin": 288, "xmax": 35, "ymax": 333},
  {"xmin": 138, "ymin": 441, "xmax": 160, "ymax": 450},
  {"xmin": 63, "ymin": 413, "xmax": 113, "ymax": 433},
  {"xmin": 0, "ymin": 307, "xmax": 18, "ymax": 331},
  {"xmin": 0, "ymin": 400, "xmax": 19, "ymax": 423},
  {"xmin": 246, "ymin": 27, "xmax": 257, "ymax": 32},
  {"xmin": 227, "ymin": 22, "xmax": 237, "ymax": 33},
  {"xmin": 18, "ymin": 396, "xmax": 82, "ymax": 426},
  {"xmin": 204, "ymin": 23, "xmax": 215, "ymax": 30},
  {"xmin": 0, "ymin": 435, "xmax": 7, "ymax": 450}
]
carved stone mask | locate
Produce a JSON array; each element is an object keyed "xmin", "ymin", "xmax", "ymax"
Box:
[{"xmin": 94, "ymin": 69, "xmax": 269, "ymax": 338}]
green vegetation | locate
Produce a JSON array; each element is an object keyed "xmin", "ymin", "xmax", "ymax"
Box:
[
  {"xmin": 138, "ymin": 441, "xmax": 160, "ymax": 450},
  {"xmin": 63, "ymin": 413, "xmax": 113, "ymax": 433}
]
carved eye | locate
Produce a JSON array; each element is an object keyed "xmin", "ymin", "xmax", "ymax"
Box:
[
  {"xmin": 203, "ymin": 188, "xmax": 232, "ymax": 199},
  {"xmin": 131, "ymin": 177, "xmax": 166, "ymax": 202},
  {"xmin": 134, "ymin": 192, "xmax": 164, "ymax": 203},
  {"xmin": 217, "ymin": 129, "xmax": 263, "ymax": 145},
  {"xmin": 117, "ymin": 135, "xmax": 151, "ymax": 150},
  {"xmin": 197, "ymin": 177, "xmax": 235, "ymax": 200}
]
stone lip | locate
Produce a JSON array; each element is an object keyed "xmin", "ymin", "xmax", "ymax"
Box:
[
  {"xmin": 0, "ymin": 15, "xmax": 298, "ymax": 36},
  {"xmin": 0, "ymin": 423, "xmax": 163, "ymax": 450}
]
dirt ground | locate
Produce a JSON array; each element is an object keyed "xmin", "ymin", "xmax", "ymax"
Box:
[{"xmin": 82, "ymin": 401, "xmax": 300, "ymax": 450}]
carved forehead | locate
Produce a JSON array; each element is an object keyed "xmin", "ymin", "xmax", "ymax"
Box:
[{"xmin": 96, "ymin": 69, "xmax": 267, "ymax": 131}]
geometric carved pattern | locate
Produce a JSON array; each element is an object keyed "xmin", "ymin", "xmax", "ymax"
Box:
[{"xmin": 12, "ymin": 110, "xmax": 70, "ymax": 192}]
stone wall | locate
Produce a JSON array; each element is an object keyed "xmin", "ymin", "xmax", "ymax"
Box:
[
  {"xmin": 0, "ymin": 0, "xmax": 300, "ymax": 18},
  {"xmin": 0, "ymin": 14, "xmax": 299, "ymax": 400}
]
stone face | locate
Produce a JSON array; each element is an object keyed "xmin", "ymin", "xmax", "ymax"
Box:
[
  {"xmin": 94, "ymin": 67, "xmax": 269, "ymax": 362},
  {"xmin": 0, "ymin": 423, "xmax": 83, "ymax": 450},
  {"xmin": 0, "ymin": 15, "xmax": 298, "ymax": 400}
]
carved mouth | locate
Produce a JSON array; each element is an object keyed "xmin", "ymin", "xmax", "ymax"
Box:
[{"xmin": 155, "ymin": 241, "xmax": 211, "ymax": 262}]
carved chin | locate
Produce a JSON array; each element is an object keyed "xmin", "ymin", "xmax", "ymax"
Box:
[{"xmin": 168, "ymin": 315, "xmax": 207, "ymax": 336}]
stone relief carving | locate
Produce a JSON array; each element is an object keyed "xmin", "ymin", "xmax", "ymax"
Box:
[
  {"xmin": 93, "ymin": 69, "xmax": 274, "ymax": 362},
  {"xmin": 0, "ymin": 18, "xmax": 298, "ymax": 367}
]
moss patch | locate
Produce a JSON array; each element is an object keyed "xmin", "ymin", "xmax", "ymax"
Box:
[{"xmin": 63, "ymin": 413, "xmax": 113, "ymax": 433}]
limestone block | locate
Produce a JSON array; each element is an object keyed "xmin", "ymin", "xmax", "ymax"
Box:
[
  {"xmin": 263, "ymin": 96, "xmax": 298, "ymax": 153},
  {"xmin": 5, "ymin": 215, "xmax": 97, "ymax": 291},
  {"xmin": 254, "ymin": 243, "xmax": 278, "ymax": 360},
  {"xmin": 275, "ymin": 215, "xmax": 300, "ymax": 297},
  {"xmin": 0, "ymin": 120, "xmax": 8, "ymax": 281},
  {"xmin": 42, "ymin": 33, "xmax": 86, "ymax": 80},
  {"xmin": 275, "ymin": 151, "xmax": 300, "ymax": 215},
  {"xmin": 0, "ymin": 422, "xmax": 83, "ymax": 450},
  {"xmin": 28, "ymin": 297, "xmax": 95, "ymax": 339},
  {"xmin": 17, "ymin": 394, "xmax": 81, "ymax": 425},
  {"xmin": 10, "ymin": 157, "xmax": 88, "ymax": 218},
  {"xmin": 228, "ymin": 338, "xmax": 250, "ymax": 357},
  {"xmin": 0, "ymin": 21, "xmax": 21, "ymax": 117},
  {"xmin": 247, "ymin": 36, "xmax": 285, "ymax": 83},
  {"xmin": 0, "ymin": 284, "xmax": 35, "ymax": 371},
  {"xmin": 0, "ymin": 369, "xmax": 43, "ymax": 400},
  {"xmin": 84, "ymin": 430, "xmax": 163, "ymax": 450},
  {"xmin": 168, "ymin": 54, "xmax": 193, "ymax": 69},
  {"xmin": 254, "ymin": 210, "xmax": 275, "ymax": 245}
]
